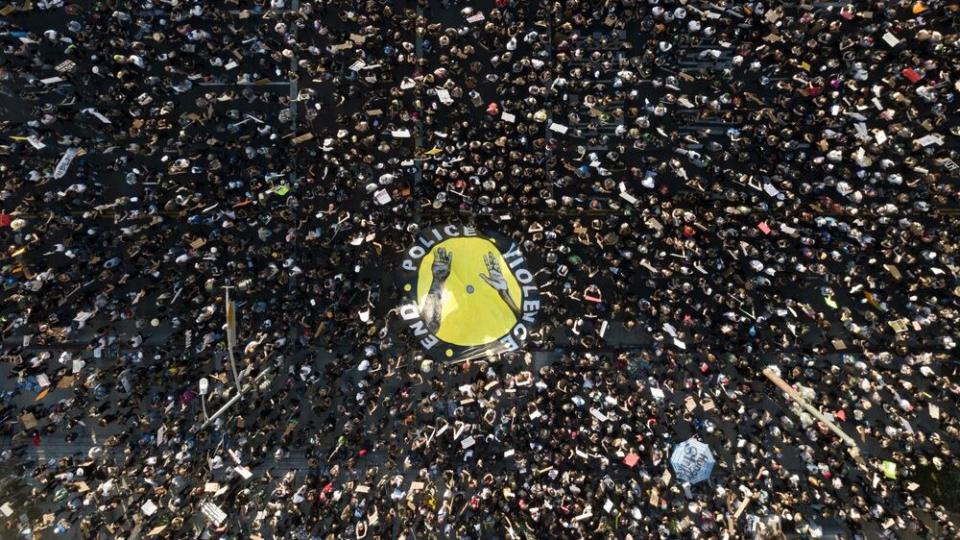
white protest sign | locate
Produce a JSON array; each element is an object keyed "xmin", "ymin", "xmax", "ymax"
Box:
[
  {"xmin": 201, "ymin": 502, "xmax": 226, "ymax": 526},
  {"xmin": 82, "ymin": 108, "xmax": 112, "ymax": 124},
  {"xmin": 619, "ymin": 191, "xmax": 638, "ymax": 205},
  {"xmin": 26, "ymin": 135, "xmax": 46, "ymax": 150},
  {"xmin": 374, "ymin": 189, "xmax": 392, "ymax": 205},
  {"xmin": 915, "ymin": 134, "xmax": 943, "ymax": 147},
  {"xmin": 141, "ymin": 500, "xmax": 158, "ymax": 516},
  {"xmin": 436, "ymin": 89, "xmax": 453, "ymax": 105},
  {"xmin": 54, "ymin": 148, "xmax": 79, "ymax": 179}
]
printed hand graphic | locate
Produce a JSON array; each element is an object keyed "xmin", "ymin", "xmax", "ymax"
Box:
[
  {"xmin": 479, "ymin": 251, "xmax": 521, "ymax": 316},
  {"xmin": 478, "ymin": 252, "xmax": 508, "ymax": 292},
  {"xmin": 422, "ymin": 248, "xmax": 451, "ymax": 334},
  {"xmin": 431, "ymin": 247, "xmax": 452, "ymax": 282}
]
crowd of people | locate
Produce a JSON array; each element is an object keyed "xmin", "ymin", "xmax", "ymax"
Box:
[{"xmin": 2, "ymin": 0, "xmax": 960, "ymax": 538}]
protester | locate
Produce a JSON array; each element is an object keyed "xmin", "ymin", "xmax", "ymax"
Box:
[{"xmin": 1, "ymin": 0, "xmax": 960, "ymax": 538}]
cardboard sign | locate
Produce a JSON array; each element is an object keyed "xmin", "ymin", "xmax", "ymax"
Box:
[
  {"xmin": 20, "ymin": 412, "xmax": 38, "ymax": 430},
  {"xmin": 888, "ymin": 319, "xmax": 910, "ymax": 333},
  {"xmin": 291, "ymin": 133, "xmax": 314, "ymax": 145}
]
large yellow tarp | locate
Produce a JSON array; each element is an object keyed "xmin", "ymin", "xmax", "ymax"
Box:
[{"xmin": 416, "ymin": 237, "xmax": 523, "ymax": 347}]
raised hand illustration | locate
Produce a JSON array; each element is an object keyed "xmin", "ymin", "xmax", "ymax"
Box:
[
  {"xmin": 479, "ymin": 252, "xmax": 509, "ymax": 292},
  {"xmin": 431, "ymin": 247, "xmax": 452, "ymax": 282},
  {"xmin": 420, "ymin": 248, "xmax": 452, "ymax": 334},
  {"xmin": 479, "ymin": 251, "xmax": 521, "ymax": 316}
]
